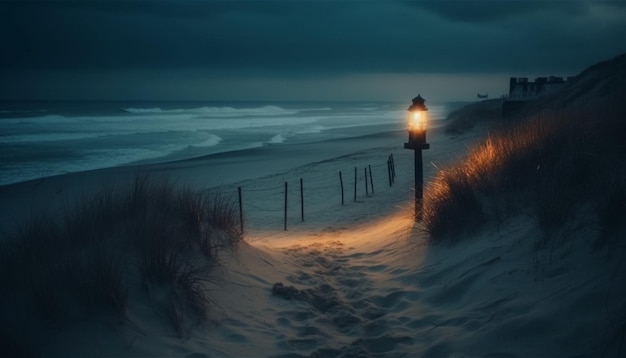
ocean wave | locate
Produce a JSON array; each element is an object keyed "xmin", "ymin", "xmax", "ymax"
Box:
[
  {"xmin": 122, "ymin": 105, "xmax": 303, "ymax": 117},
  {"xmin": 188, "ymin": 134, "xmax": 222, "ymax": 148},
  {"xmin": 0, "ymin": 146, "xmax": 173, "ymax": 186},
  {"xmin": 296, "ymin": 125, "xmax": 327, "ymax": 134},
  {"xmin": 0, "ymin": 109, "xmax": 47, "ymax": 115},
  {"xmin": 0, "ymin": 114, "xmax": 75, "ymax": 124},
  {"xmin": 0, "ymin": 131, "xmax": 109, "ymax": 144},
  {"xmin": 267, "ymin": 134, "xmax": 286, "ymax": 144}
]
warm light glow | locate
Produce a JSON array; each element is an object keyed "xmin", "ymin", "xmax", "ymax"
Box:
[
  {"xmin": 245, "ymin": 201, "xmax": 419, "ymax": 250},
  {"xmin": 408, "ymin": 110, "xmax": 427, "ymax": 130}
]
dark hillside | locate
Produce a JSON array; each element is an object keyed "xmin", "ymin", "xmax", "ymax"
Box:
[
  {"xmin": 444, "ymin": 98, "xmax": 505, "ymax": 135},
  {"xmin": 445, "ymin": 52, "xmax": 626, "ymax": 135},
  {"xmin": 534, "ymin": 52, "xmax": 626, "ymax": 111},
  {"xmin": 425, "ymin": 53, "xmax": 626, "ymax": 241}
]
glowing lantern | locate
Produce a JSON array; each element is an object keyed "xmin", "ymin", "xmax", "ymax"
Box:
[
  {"xmin": 404, "ymin": 94, "xmax": 430, "ymax": 219},
  {"xmin": 409, "ymin": 110, "xmax": 426, "ymax": 130}
]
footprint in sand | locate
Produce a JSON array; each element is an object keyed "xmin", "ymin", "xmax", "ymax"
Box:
[{"xmin": 270, "ymin": 242, "xmax": 417, "ymax": 357}]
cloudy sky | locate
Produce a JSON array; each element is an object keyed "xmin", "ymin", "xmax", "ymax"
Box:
[{"xmin": 1, "ymin": 0, "xmax": 625, "ymax": 102}]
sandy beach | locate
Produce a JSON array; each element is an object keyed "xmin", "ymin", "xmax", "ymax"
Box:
[
  {"xmin": 6, "ymin": 119, "xmax": 623, "ymax": 357},
  {"xmin": 0, "ymin": 123, "xmax": 492, "ymax": 355},
  {"xmin": 0, "ymin": 128, "xmax": 410, "ymax": 227},
  {"xmin": 2, "ymin": 68, "xmax": 626, "ymax": 356},
  {"xmin": 3, "ymin": 0, "xmax": 626, "ymax": 354}
]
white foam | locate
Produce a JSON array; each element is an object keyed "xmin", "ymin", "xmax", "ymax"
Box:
[
  {"xmin": 267, "ymin": 134, "xmax": 286, "ymax": 144},
  {"xmin": 122, "ymin": 105, "xmax": 303, "ymax": 117},
  {"xmin": 0, "ymin": 102, "xmax": 453, "ymax": 186},
  {"xmin": 0, "ymin": 146, "xmax": 170, "ymax": 186},
  {"xmin": 0, "ymin": 114, "xmax": 74, "ymax": 124},
  {"xmin": 188, "ymin": 134, "xmax": 223, "ymax": 148},
  {"xmin": 0, "ymin": 131, "xmax": 114, "ymax": 144},
  {"xmin": 296, "ymin": 125, "xmax": 328, "ymax": 134}
]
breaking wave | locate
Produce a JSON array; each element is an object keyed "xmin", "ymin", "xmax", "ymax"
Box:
[
  {"xmin": 188, "ymin": 134, "xmax": 222, "ymax": 148},
  {"xmin": 122, "ymin": 105, "xmax": 305, "ymax": 117},
  {"xmin": 267, "ymin": 134, "xmax": 286, "ymax": 144}
]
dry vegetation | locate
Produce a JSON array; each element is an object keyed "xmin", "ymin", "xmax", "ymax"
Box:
[
  {"xmin": 423, "ymin": 95, "xmax": 626, "ymax": 245},
  {"xmin": 0, "ymin": 176, "xmax": 241, "ymax": 355},
  {"xmin": 444, "ymin": 98, "xmax": 505, "ymax": 136}
]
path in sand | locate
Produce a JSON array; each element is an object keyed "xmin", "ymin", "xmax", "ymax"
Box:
[
  {"xmin": 192, "ymin": 127, "xmax": 492, "ymax": 357},
  {"xmin": 195, "ymin": 124, "xmax": 626, "ymax": 357}
]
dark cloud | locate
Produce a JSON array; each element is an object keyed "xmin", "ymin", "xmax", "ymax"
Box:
[
  {"xmin": 1, "ymin": 0, "xmax": 625, "ymax": 100},
  {"xmin": 0, "ymin": 2, "xmax": 376, "ymax": 72},
  {"xmin": 408, "ymin": 0, "xmax": 587, "ymax": 23}
]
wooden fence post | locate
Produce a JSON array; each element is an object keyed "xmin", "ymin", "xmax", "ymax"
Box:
[
  {"xmin": 238, "ymin": 187, "xmax": 243, "ymax": 234},
  {"xmin": 354, "ymin": 167, "xmax": 357, "ymax": 202},
  {"xmin": 365, "ymin": 167, "xmax": 369, "ymax": 196},
  {"xmin": 339, "ymin": 171, "xmax": 344, "ymax": 206},
  {"xmin": 369, "ymin": 164, "xmax": 374, "ymax": 194},
  {"xmin": 284, "ymin": 182, "xmax": 288, "ymax": 231},
  {"xmin": 300, "ymin": 178, "xmax": 304, "ymax": 222},
  {"xmin": 390, "ymin": 153, "xmax": 396, "ymax": 182}
]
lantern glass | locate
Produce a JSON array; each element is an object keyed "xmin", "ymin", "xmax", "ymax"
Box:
[{"xmin": 408, "ymin": 110, "xmax": 427, "ymax": 130}]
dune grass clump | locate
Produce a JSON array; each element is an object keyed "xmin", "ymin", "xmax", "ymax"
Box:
[
  {"xmin": 423, "ymin": 98, "xmax": 626, "ymax": 243},
  {"xmin": 0, "ymin": 176, "xmax": 241, "ymax": 353},
  {"xmin": 593, "ymin": 176, "xmax": 626, "ymax": 248}
]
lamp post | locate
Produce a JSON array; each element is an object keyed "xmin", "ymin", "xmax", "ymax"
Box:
[{"xmin": 404, "ymin": 94, "xmax": 430, "ymax": 219}]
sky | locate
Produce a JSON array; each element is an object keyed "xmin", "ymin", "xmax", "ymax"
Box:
[{"xmin": 1, "ymin": 0, "xmax": 625, "ymax": 102}]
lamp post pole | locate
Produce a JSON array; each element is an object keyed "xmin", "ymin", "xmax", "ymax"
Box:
[
  {"xmin": 414, "ymin": 138, "xmax": 424, "ymax": 216},
  {"xmin": 404, "ymin": 95, "xmax": 430, "ymax": 219}
]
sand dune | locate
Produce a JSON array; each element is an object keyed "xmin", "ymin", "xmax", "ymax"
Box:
[
  {"xmin": 3, "ymin": 117, "xmax": 623, "ymax": 357},
  {"xmin": 3, "ymin": 54, "xmax": 626, "ymax": 356},
  {"xmin": 186, "ymin": 123, "xmax": 625, "ymax": 357}
]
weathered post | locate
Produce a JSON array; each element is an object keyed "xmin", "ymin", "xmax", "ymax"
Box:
[
  {"xmin": 238, "ymin": 186, "xmax": 243, "ymax": 234},
  {"xmin": 339, "ymin": 171, "xmax": 344, "ymax": 206},
  {"xmin": 365, "ymin": 167, "xmax": 369, "ymax": 196},
  {"xmin": 284, "ymin": 182, "xmax": 288, "ymax": 231},
  {"xmin": 390, "ymin": 153, "xmax": 396, "ymax": 182},
  {"xmin": 354, "ymin": 167, "xmax": 357, "ymax": 202},
  {"xmin": 300, "ymin": 178, "xmax": 304, "ymax": 222},
  {"xmin": 369, "ymin": 164, "xmax": 374, "ymax": 194}
]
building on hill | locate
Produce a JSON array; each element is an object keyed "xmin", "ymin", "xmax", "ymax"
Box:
[
  {"xmin": 508, "ymin": 76, "xmax": 570, "ymax": 100},
  {"xmin": 503, "ymin": 76, "xmax": 572, "ymax": 116}
]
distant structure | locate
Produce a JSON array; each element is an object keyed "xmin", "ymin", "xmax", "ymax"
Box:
[
  {"xmin": 503, "ymin": 75, "xmax": 572, "ymax": 116},
  {"xmin": 477, "ymin": 93, "xmax": 488, "ymax": 99},
  {"xmin": 508, "ymin": 76, "xmax": 569, "ymax": 100}
]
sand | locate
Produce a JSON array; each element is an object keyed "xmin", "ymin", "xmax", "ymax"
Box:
[{"xmin": 2, "ymin": 124, "xmax": 625, "ymax": 357}]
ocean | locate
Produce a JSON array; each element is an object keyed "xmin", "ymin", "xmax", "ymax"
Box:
[{"xmin": 0, "ymin": 100, "xmax": 454, "ymax": 187}]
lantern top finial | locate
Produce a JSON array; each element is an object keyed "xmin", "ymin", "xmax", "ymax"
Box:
[{"xmin": 408, "ymin": 94, "xmax": 428, "ymax": 112}]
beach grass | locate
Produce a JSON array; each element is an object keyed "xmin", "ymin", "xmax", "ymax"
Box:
[
  {"xmin": 0, "ymin": 176, "xmax": 241, "ymax": 354},
  {"xmin": 444, "ymin": 98, "xmax": 505, "ymax": 135},
  {"xmin": 423, "ymin": 96, "xmax": 626, "ymax": 243}
]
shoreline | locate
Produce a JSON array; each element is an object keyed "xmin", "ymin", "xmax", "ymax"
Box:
[
  {"xmin": 3, "ymin": 53, "xmax": 625, "ymax": 357},
  {"xmin": 0, "ymin": 128, "xmax": 417, "ymax": 230},
  {"xmin": 0, "ymin": 120, "xmax": 484, "ymax": 238}
]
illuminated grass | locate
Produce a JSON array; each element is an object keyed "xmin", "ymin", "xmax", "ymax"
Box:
[{"xmin": 424, "ymin": 97, "xmax": 626, "ymax": 243}]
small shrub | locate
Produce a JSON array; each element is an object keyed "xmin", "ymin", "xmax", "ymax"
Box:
[
  {"xmin": 530, "ymin": 176, "xmax": 577, "ymax": 245},
  {"xmin": 422, "ymin": 168, "xmax": 485, "ymax": 240},
  {"xmin": 0, "ymin": 175, "xmax": 240, "ymax": 345},
  {"xmin": 423, "ymin": 97, "xmax": 626, "ymax": 243},
  {"xmin": 60, "ymin": 250, "xmax": 128, "ymax": 317},
  {"xmin": 593, "ymin": 176, "xmax": 626, "ymax": 248},
  {"xmin": 176, "ymin": 186, "xmax": 206, "ymax": 237},
  {"xmin": 140, "ymin": 247, "xmax": 211, "ymax": 337}
]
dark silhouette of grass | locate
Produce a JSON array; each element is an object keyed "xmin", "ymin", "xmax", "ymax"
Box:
[
  {"xmin": 593, "ymin": 175, "xmax": 626, "ymax": 249},
  {"xmin": 0, "ymin": 176, "xmax": 241, "ymax": 354},
  {"xmin": 423, "ymin": 96, "xmax": 626, "ymax": 244},
  {"xmin": 444, "ymin": 98, "xmax": 505, "ymax": 135}
]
